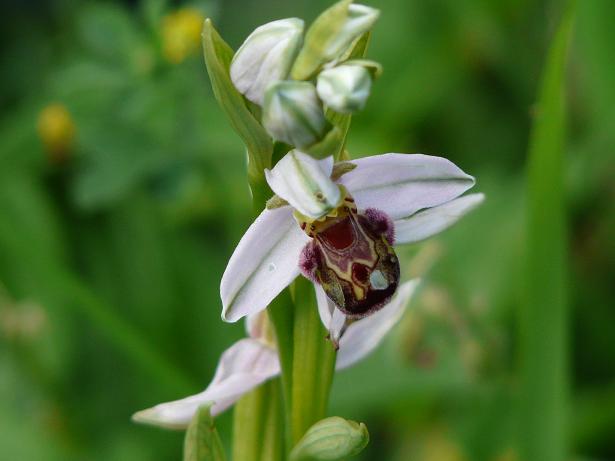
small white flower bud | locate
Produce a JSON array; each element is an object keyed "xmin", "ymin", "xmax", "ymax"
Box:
[
  {"xmin": 292, "ymin": 1, "xmax": 380, "ymax": 80},
  {"xmin": 230, "ymin": 18, "xmax": 304, "ymax": 105},
  {"xmin": 328, "ymin": 3, "xmax": 380, "ymax": 60},
  {"xmin": 317, "ymin": 64, "xmax": 372, "ymax": 113},
  {"xmin": 262, "ymin": 81, "xmax": 329, "ymax": 148}
]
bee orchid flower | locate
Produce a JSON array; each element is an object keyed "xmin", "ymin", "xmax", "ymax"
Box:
[
  {"xmin": 132, "ymin": 280, "xmax": 418, "ymax": 428},
  {"xmin": 221, "ymin": 150, "xmax": 484, "ymax": 329}
]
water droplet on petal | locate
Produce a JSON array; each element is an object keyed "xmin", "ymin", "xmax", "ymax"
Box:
[{"xmin": 268, "ymin": 262, "xmax": 277, "ymax": 272}]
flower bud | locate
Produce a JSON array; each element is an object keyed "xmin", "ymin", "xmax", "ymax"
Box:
[
  {"xmin": 230, "ymin": 18, "xmax": 304, "ymax": 105},
  {"xmin": 290, "ymin": 416, "xmax": 369, "ymax": 460},
  {"xmin": 262, "ymin": 81, "xmax": 330, "ymax": 149},
  {"xmin": 292, "ymin": 1, "xmax": 379, "ymax": 80},
  {"xmin": 317, "ymin": 64, "xmax": 372, "ymax": 113}
]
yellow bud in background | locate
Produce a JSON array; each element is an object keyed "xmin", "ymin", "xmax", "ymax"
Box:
[
  {"xmin": 37, "ymin": 103, "xmax": 75, "ymax": 163},
  {"xmin": 162, "ymin": 8, "xmax": 205, "ymax": 64}
]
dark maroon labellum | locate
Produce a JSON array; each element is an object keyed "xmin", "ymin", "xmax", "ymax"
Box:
[{"xmin": 298, "ymin": 194, "xmax": 400, "ymax": 318}]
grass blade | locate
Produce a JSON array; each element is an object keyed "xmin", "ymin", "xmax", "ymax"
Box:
[{"xmin": 520, "ymin": 3, "xmax": 576, "ymax": 461}]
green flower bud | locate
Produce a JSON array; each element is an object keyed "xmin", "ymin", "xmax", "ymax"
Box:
[
  {"xmin": 317, "ymin": 64, "xmax": 372, "ymax": 113},
  {"xmin": 290, "ymin": 416, "xmax": 369, "ymax": 460},
  {"xmin": 292, "ymin": 1, "xmax": 380, "ymax": 80},
  {"xmin": 230, "ymin": 18, "xmax": 304, "ymax": 105},
  {"xmin": 262, "ymin": 81, "xmax": 330, "ymax": 149}
]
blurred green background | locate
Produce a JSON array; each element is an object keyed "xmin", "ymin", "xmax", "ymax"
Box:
[{"xmin": 1, "ymin": 0, "xmax": 614, "ymax": 460}]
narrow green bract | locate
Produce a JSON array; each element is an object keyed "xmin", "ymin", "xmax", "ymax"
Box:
[
  {"xmin": 183, "ymin": 405, "xmax": 227, "ymax": 461},
  {"xmin": 202, "ymin": 19, "xmax": 273, "ymax": 176}
]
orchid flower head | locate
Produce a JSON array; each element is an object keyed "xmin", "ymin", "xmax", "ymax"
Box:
[{"xmin": 221, "ymin": 150, "xmax": 484, "ymax": 323}]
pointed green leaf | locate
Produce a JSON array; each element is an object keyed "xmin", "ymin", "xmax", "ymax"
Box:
[
  {"xmin": 183, "ymin": 405, "xmax": 227, "ymax": 461},
  {"xmin": 202, "ymin": 19, "xmax": 273, "ymax": 173},
  {"xmin": 520, "ymin": 3, "xmax": 576, "ymax": 461}
]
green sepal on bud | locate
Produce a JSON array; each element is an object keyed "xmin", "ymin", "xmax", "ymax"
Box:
[
  {"xmin": 317, "ymin": 64, "xmax": 372, "ymax": 114},
  {"xmin": 230, "ymin": 18, "xmax": 304, "ymax": 106},
  {"xmin": 291, "ymin": 1, "xmax": 380, "ymax": 80},
  {"xmin": 202, "ymin": 19, "xmax": 273, "ymax": 175},
  {"xmin": 262, "ymin": 81, "xmax": 331, "ymax": 149},
  {"xmin": 183, "ymin": 405, "xmax": 227, "ymax": 461},
  {"xmin": 290, "ymin": 416, "xmax": 370, "ymax": 460}
]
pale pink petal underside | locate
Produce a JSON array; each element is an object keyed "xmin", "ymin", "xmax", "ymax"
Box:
[{"xmin": 132, "ymin": 338, "xmax": 280, "ymax": 428}]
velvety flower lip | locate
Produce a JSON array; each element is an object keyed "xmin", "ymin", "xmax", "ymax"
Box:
[
  {"xmin": 133, "ymin": 280, "xmax": 418, "ymax": 429},
  {"xmin": 220, "ymin": 151, "xmax": 483, "ymax": 323}
]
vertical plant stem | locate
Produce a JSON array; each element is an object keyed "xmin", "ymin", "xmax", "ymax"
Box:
[
  {"xmin": 260, "ymin": 380, "xmax": 285, "ymax": 461},
  {"xmin": 267, "ymin": 290, "xmax": 295, "ymax": 449},
  {"xmin": 232, "ymin": 382, "xmax": 269, "ymax": 461},
  {"xmin": 291, "ymin": 277, "xmax": 337, "ymax": 444},
  {"xmin": 520, "ymin": 3, "xmax": 576, "ymax": 461}
]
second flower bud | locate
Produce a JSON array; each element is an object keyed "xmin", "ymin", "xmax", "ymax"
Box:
[
  {"xmin": 317, "ymin": 64, "xmax": 373, "ymax": 114},
  {"xmin": 262, "ymin": 81, "xmax": 331, "ymax": 149}
]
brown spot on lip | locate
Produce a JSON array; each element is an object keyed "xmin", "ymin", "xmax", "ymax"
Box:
[{"xmin": 318, "ymin": 217, "xmax": 355, "ymax": 250}]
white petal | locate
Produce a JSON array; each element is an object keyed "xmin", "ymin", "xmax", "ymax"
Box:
[
  {"xmin": 336, "ymin": 279, "xmax": 419, "ymax": 370},
  {"xmin": 221, "ymin": 206, "xmax": 310, "ymax": 322},
  {"xmin": 132, "ymin": 339, "xmax": 280, "ymax": 428},
  {"xmin": 265, "ymin": 151, "xmax": 340, "ymax": 219},
  {"xmin": 395, "ymin": 193, "xmax": 485, "ymax": 245},
  {"xmin": 315, "ymin": 285, "xmax": 346, "ymax": 343},
  {"xmin": 338, "ymin": 154, "xmax": 476, "ymax": 220},
  {"xmin": 230, "ymin": 18, "xmax": 304, "ymax": 105}
]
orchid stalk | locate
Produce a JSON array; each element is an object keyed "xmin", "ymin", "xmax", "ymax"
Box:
[{"xmin": 133, "ymin": 1, "xmax": 484, "ymax": 459}]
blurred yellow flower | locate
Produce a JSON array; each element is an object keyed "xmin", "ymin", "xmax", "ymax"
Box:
[
  {"xmin": 37, "ymin": 103, "xmax": 75, "ymax": 163},
  {"xmin": 421, "ymin": 430, "xmax": 466, "ymax": 461},
  {"xmin": 162, "ymin": 8, "xmax": 205, "ymax": 64}
]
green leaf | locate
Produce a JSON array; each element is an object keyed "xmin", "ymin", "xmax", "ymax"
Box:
[
  {"xmin": 290, "ymin": 416, "xmax": 369, "ymax": 461},
  {"xmin": 183, "ymin": 405, "xmax": 227, "ymax": 461},
  {"xmin": 201, "ymin": 19, "xmax": 273, "ymax": 175},
  {"xmin": 520, "ymin": 2, "xmax": 576, "ymax": 461}
]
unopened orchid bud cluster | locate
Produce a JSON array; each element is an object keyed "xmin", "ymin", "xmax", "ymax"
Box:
[{"xmin": 230, "ymin": 1, "xmax": 380, "ymax": 152}]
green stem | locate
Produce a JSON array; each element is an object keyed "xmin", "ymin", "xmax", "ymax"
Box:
[
  {"xmin": 267, "ymin": 290, "xmax": 295, "ymax": 449},
  {"xmin": 260, "ymin": 380, "xmax": 285, "ymax": 461},
  {"xmin": 233, "ymin": 380, "xmax": 286, "ymax": 461},
  {"xmin": 290, "ymin": 277, "xmax": 337, "ymax": 444},
  {"xmin": 232, "ymin": 383, "xmax": 269, "ymax": 461}
]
